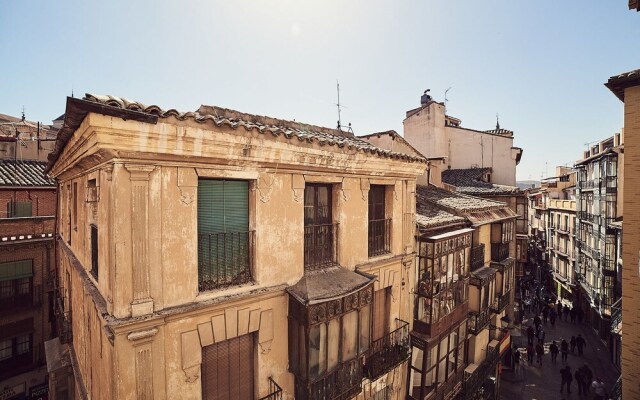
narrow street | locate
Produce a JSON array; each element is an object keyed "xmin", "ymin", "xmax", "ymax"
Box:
[{"xmin": 500, "ymin": 307, "xmax": 620, "ymax": 399}]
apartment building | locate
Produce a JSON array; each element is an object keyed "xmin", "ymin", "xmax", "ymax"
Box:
[
  {"xmin": 409, "ymin": 185, "xmax": 516, "ymax": 400},
  {"xmin": 44, "ymin": 94, "xmax": 426, "ymax": 400},
  {"xmin": 0, "ymin": 160, "xmax": 56, "ymax": 399},
  {"xmin": 605, "ymin": 68, "xmax": 639, "ymax": 399},
  {"xmin": 574, "ymin": 133, "xmax": 623, "ymax": 346},
  {"xmin": 548, "ymin": 199, "xmax": 577, "ymax": 302},
  {"xmin": 0, "ymin": 113, "xmax": 59, "ymax": 162}
]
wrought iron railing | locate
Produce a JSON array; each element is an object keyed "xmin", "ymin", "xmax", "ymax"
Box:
[
  {"xmin": 611, "ymin": 298, "xmax": 622, "ymax": 333},
  {"xmin": 460, "ymin": 344, "xmax": 499, "ymax": 399},
  {"xmin": 605, "ymin": 176, "xmax": 618, "ymax": 193},
  {"xmin": 490, "ymin": 289, "xmax": 511, "ymax": 314},
  {"xmin": 612, "ymin": 376, "xmax": 622, "ymax": 400},
  {"xmin": 258, "ymin": 377, "xmax": 283, "ymax": 400},
  {"xmin": 310, "ymin": 357, "xmax": 363, "ymax": 400},
  {"xmin": 491, "ymin": 243, "xmax": 509, "ymax": 262},
  {"xmin": 55, "ymin": 294, "xmax": 72, "ymax": 344},
  {"xmin": 468, "ymin": 307, "xmax": 491, "ymax": 334},
  {"xmin": 470, "ymin": 244, "xmax": 485, "ymax": 272},
  {"xmin": 304, "ymin": 223, "xmax": 338, "ymax": 270},
  {"xmin": 368, "ymin": 218, "xmax": 391, "ymax": 257},
  {"xmin": 0, "ymin": 284, "xmax": 42, "ymax": 312},
  {"xmin": 198, "ymin": 231, "xmax": 254, "ymax": 291},
  {"xmin": 364, "ymin": 319, "xmax": 410, "ymax": 381}
]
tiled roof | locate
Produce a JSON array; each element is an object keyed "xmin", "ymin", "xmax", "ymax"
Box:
[
  {"xmin": 416, "ymin": 202, "xmax": 465, "ymax": 229},
  {"xmin": 79, "ymin": 94, "xmax": 426, "ymax": 163},
  {"xmin": 416, "ymin": 185, "xmax": 505, "ymax": 214},
  {"xmin": 605, "ymin": 69, "xmax": 640, "ymax": 101},
  {"xmin": 442, "ymin": 168, "xmax": 520, "ymax": 195},
  {"xmin": 0, "ymin": 160, "xmax": 55, "ymax": 187},
  {"xmin": 287, "ymin": 266, "xmax": 375, "ymax": 305}
]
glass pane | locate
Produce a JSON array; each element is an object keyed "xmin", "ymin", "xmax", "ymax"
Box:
[
  {"xmin": 309, "ymin": 324, "xmax": 326, "ymax": 379},
  {"xmin": 327, "ymin": 319, "xmax": 340, "ymax": 371},
  {"xmin": 342, "ymin": 311, "xmax": 358, "ymax": 361},
  {"xmin": 16, "ymin": 335, "xmax": 30, "ymax": 355},
  {"xmin": 359, "ymin": 305, "xmax": 371, "ymax": 353}
]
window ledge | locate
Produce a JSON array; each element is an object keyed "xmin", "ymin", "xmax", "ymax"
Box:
[{"xmin": 195, "ymin": 281, "xmax": 260, "ymax": 302}]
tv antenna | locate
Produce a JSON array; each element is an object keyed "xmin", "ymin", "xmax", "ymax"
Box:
[
  {"xmin": 444, "ymin": 87, "xmax": 452, "ymax": 112},
  {"xmin": 336, "ymin": 80, "xmax": 344, "ymax": 130}
]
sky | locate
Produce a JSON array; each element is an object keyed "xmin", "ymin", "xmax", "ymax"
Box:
[{"xmin": 1, "ymin": 1, "xmax": 639, "ymax": 181}]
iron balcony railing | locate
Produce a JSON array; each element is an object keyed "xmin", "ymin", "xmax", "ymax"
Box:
[
  {"xmin": 310, "ymin": 356, "xmax": 363, "ymax": 400},
  {"xmin": 55, "ymin": 295, "xmax": 73, "ymax": 344},
  {"xmin": 198, "ymin": 231, "xmax": 254, "ymax": 291},
  {"xmin": 304, "ymin": 223, "xmax": 338, "ymax": 270},
  {"xmin": 470, "ymin": 244, "xmax": 485, "ymax": 272},
  {"xmin": 364, "ymin": 319, "xmax": 410, "ymax": 381},
  {"xmin": 605, "ymin": 176, "xmax": 618, "ymax": 193},
  {"xmin": 490, "ymin": 289, "xmax": 511, "ymax": 314},
  {"xmin": 490, "ymin": 243, "xmax": 509, "ymax": 262},
  {"xmin": 556, "ymin": 224, "xmax": 569, "ymax": 233},
  {"xmin": 0, "ymin": 284, "xmax": 42, "ymax": 312},
  {"xmin": 368, "ymin": 218, "xmax": 391, "ymax": 257},
  {"xmin": 460, "ymin": 344, "xmax": 499, "ymax": 400},
  {"xmin": 258, "ymin": 377, "xmax": 283, "ymax": 400},
  {"xmin": 468, "ymin": 307, "xmax": 492, "ymax": 335},
  {"xmin": 612, "ymin": 376, "xmax": 622, "ymax": 400},
  {"xmin": 611, "ymin": 298, "xmax": 622, "ymax": 333}
]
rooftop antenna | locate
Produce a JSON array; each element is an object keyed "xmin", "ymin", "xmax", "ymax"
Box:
[
  {"xmin": 21, "ymin": 106, "xmax": 25, "ymax": 122},
  {"xmin": 496, "ymin": 113, "xmax": 500, "ymax": 130},
  {"xmin": 336, "ymin": 80, "xmax": 344, "ymax": 130},
  {"xmin": 444, "ymin": 87, "xmax": 452, "ymax": 112}
]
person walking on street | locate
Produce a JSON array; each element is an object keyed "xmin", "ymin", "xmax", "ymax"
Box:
[
  {"xmin": 564, "ymin": 304, "xmax": 571, "ymax": 321},
  {"xmin": 591, "ymin": 377, "xmax": 607, "ymax": 400},
  {"xmin": 537, "ymin": 328, "xmax": 546, "ymax": 345},
  {"xmin": 560, "ymin": 365, "xmax": 573, "ymax": 394},
  {"xmin": 535, "ymin": 342, "xmax": 544, "ymax": 366},
  {"xmin": 576, "ymin": 334, "xmax": 586, "ymax": 356},
  {"xmin": 581, "ymin": 363, "xmax": 593, "ymax": 394},
  {"xmin": 549, "ymin": 340, "xmax": 559, "ymax": 364},
  {"xmin": 570, "ymin": 335, "xmax": 577, "ymax": 354},
  {"xmin": 570, "ymin": 306, "xmax": 577, "ymax": 323},
  {"xmin": 575, "ymin": 368, "xmax": 585, "ymax": 396},
  {"xmin": 550, "ymin": 308, "xmax": 557, "ymax": 327},
  {"xmin": 512, "ymin": 347, "xmax": 522, "ymax": 377},
  {"xmin": 527, "ymin": 343, "xmax": 535, "ymax": 365},
  {"xmin": 542, "ymin": 306, "xmax": 549, "ymax": 324},
  {"xmin": 534, "ymin": 314, "xmax": 542, "ymax": 329},
  {"xmin": 527, "ymin": 325, "xmax": 535, "ymax": 345},
  {"xmin": 561, "ymin": 339, "xmax": 569, "ymax": 363},
  {"xmin": 557, "ymin": 301, "xmax": 563, "ymax": 318}
]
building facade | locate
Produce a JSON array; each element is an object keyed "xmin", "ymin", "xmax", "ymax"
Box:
[
  {"xmin": 605, "ymin": 68, "xmax": 640, "ymax": 399},
  {"xmin": 0, "ymin": 160, "xmax": 56, "ymax": 400},
  {"xmin": 548, "ymin": 199, "xmax": 577, "ymax": 302},
  {"xmin": 45, "ymin": 94, "xmax": 426, "ymax": 400}
]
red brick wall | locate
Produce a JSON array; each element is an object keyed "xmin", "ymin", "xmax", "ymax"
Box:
[{"xmin": 0, "ymin": 188, "xmax": 57, "ymax": 218}]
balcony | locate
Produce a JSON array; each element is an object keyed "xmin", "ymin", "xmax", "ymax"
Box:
[
  {"xmin": 304, "ymin": 223, "xmax": 338, "ymax": 270},
  {"xmin": 470, "ymin": 244, "xmax": 485, "ymax": 272},
  {"xmin": 368, "ymin": 218, "xmax": 391, "ymax": 257},
  {"xmin": 198, "ymin": 231, "xmax": 254, "ymax": 291},
  {"xmin": 459, "ymin": 344, "xmax": 499, "ymax": 400},
  {"xmin": 611, "ymin": 298, "xmax": 622, "ymax": 334},
  {"xmin": 258, "ymin": 377, "xmax": 283, "ymax": 400},
  {"xmin": 468, "ymin": 307, "xmax": 492, "ymax": 334},
  {"xmin": 605, "ymin": 176, "xmax": 618, "ymax": 193},
  {"xmin": 556, "ymin": 224, "xmax": 569, "ymax": 234},
  {"xmin": 55, "ymin": 295, "xmax": 72, "ymax": 344},
  {"xmin": 0, "ymin": 285, "xmax": 42, "ymax": 313},
  {"xmin": 602, "ymin": 257, "xmax": 615, "ymax": 274},
  {"xmin": 490, "ymin": 243, "xmax": 509, "ymax": 262},
  {"xmin": 490, "ymin": 289, "xmax": 511, "ymax": 314},
  {"xmin": 364, "ymin": 319, "xmax": 410, "ymax": 381},
  {"xmin": 309, "ymin": 357, "xmax": 363, "ymax": 400},
  {"xmin": 612, "ymin": 376, "xmax": 622, "ymax": 400}
]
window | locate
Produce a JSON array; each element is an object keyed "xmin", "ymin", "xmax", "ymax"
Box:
[
  {"xmin": 0, "ymin": 260, "xmax": 33, "ymax": 307},
  {"xmin": 304, "ymin": 184, "xmax": 334, "ymax": 268},
  {"xmin": 0, "ymin": 340, "xmax": 11, "ymax": 361},
  {"xmin": 368, "ymin": 186, "xmax": 390, "ymax": 257},
  {"xmin": 90, "ymin": 224, "xmax": 98, "ymax": 280},
  {"xmin": 372, "ymin": 288, "xmax": 390, "ymax": 341},
  {"xmin": 201, "ymin": 334, "xmax": 254, "ymax": 400},
  {"xmin": 6, "ymin": 201, "xmax": 32, "ymax": 218},
  {"xmin": 197, "ymin": 179, "xmax": 251, "ymax": 291},
  {"xmin": 73, "ymin": 182, "xmax": 78, "ymax": 230}
]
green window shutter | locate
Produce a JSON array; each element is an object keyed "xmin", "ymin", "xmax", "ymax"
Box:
[
  {"xmin": 0, "ymin": 260, "xmax": 33, "ymax": 281},
  {"xmin": 198, "ymin": 180, "xmax": 225, "ymax": 234},
  {"xmin": 15, "ymin": 202, "xmax": 32, "ymax": 217},
  {"xmin": 222, "ymin": 180, "xmax": 249, "ymax": 233}
]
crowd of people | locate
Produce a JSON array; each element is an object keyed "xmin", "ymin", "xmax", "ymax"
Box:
[{"xmin": 510, "ymin": 280, "xmax": 611, "ymax": 399}]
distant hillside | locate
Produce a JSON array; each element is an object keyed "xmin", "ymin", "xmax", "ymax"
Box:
[{"xmin": 517, "ymin": 180, "xmax": 539, "ymax": 190}]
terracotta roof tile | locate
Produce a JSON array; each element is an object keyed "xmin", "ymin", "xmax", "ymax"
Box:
[
  {"xmin": 0, "ymin": 160, "xmax": 55, "ymax": 187},
  {"xmin": 442, "ymin": 167, "xmax": 520, "ymax": 195}
]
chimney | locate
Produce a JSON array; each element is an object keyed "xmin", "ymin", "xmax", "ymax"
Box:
[{"xmin": 421, "ymin": 90, "xmax": 432, "ymax": 106}]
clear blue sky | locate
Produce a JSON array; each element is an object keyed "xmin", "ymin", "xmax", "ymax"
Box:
[{"xmin": 1, "ymin": 1, "xmax": 638, "ymax": 180}]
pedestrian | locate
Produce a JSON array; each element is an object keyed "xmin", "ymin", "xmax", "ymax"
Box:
[
  {"xmin": 591, "ymin": 377, "xmax": 607, "ymax": 400},
  {"xmin": 542, "ymin": 306, "xmax": 549, "ymax": 324},
  {"xmin": 512, "ymin": 347, "xmax": 522, "ymax": 377},
  {"xmin": 570, "ymin": 306, "xmax": 577, "ymax": 323},
  {"xmin": 534, "ymin": 314, "xmax": 542, "ymax": 329},
  {"xmin": 550, "ymin": 308, "xmax": 557, "ymax": 327},
  {"xmin": 576, "ymin": 334, "xmax": 586, "ymax": 356},
  {"xmin": 527, "ymin": 343, "xmax": 535, "ymax": 365},
  {"xmin": 560, "ymin": 365, "xmax": 573, "ymax": 394},
  {"xmin": 557, "ymin": 301, "xmax": 563, "ymax": 317},
  {"xmin": 549, "ymin": 340, "xmax": 559, "ymax": 364},
  {"xmin": 581, "ymin": 363, "xmax": 593, "ymax": 394},
  {"xmin": 570, "ymin": 335, "xmax": 577, "ymax": 354},
  {"xmin": 535, "ymin": 342, "xmax": 544, "ymax": 366},
  {"xmin": 537, "ymin": 328, "xmax": 546, "ymax": 345},
  {"xmin": 564, "ymin": 304, "xmax": 571, "ymax": 321},
  {"xmin": 576, "ymin": 367, "xmax": 587, "ymax": 395},
  {"xmin": 561, "ymin": 339, "xmax": 569, "ymax": 363},
  {"xmin": 527, "ymin": 325, "xmax": 535, "ymax": 345}
]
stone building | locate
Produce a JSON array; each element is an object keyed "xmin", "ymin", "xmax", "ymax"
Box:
[
  {"xmin": 0, "ymin": 113, "xmax": 59, "ymax": 162},
  {"xmin": 605, "ymin": 68, "xmax": 640, "ymax": 399},
  {"xmin": 44, "ymin": 94, "xmax": 426, "ymax": 400},
  {"xmin": 0, "ymin": 160, "xmax": 56, "ymax": 399},
  {"xmin": 574, "ymin": 134, "xmax": 623, "ymax": 347},
  {"xmin": 548, "ymin": 198, "xmax": 577, "ymax": 302}
]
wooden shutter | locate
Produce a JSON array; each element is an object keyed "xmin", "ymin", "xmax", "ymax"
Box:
[
  {"xmin": 91, "ymin": 225, "xmax": 98, "ymax": 280},
  {"xmin": 372, "ymin": 288, "xmax": 390, "ymax": 341},
  {"xmin": 198, "ymin": 180, "xmax": 248, "ymax": 233},
  {"xmin": 201, "ymin": 335, "xmax": 254, "ymax": 400}
]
